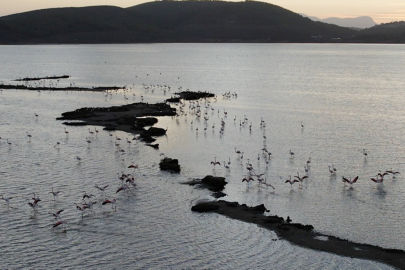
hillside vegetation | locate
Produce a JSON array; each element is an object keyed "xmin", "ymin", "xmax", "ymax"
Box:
[{"xmin": 0, "ymin": 1, "xmax": 403, "ymax": 44}]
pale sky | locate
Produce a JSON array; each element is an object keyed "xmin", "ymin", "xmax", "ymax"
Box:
[{"xmin": 0, "ymin": 0, "xmax": 404, "ymax": 24}]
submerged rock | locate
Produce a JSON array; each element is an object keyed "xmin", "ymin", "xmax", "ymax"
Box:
[
  {"xmin": 201, "ymin": 175, "xmax": 227, "ymax": 191},
  {"xmin": 159, "ymin": 157, "xmax": 180, "ymax": 172},
  {"xmin": 191, "ymin": 202, "xmax": 220, "ymax": 212}
]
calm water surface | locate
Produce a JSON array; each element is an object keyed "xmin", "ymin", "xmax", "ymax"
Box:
[{"xmin": 1, "ymin": 44, "xmax": 404, "ymax": 269}]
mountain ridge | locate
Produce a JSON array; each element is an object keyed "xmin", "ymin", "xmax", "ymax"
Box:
[
  {"xmin": 0, "ymin": 1, "xmax": 403, "ymax": 44},
  {"xmin": 302, "ymin": 15, "xmax": 377, "ymax": 29}
]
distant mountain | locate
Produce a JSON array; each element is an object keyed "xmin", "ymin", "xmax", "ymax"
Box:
[
  {"xmin": 302, "ymin": 15, "xmax": 377, "ymax": 29},
  {"xmin": 0, "ymin": 1, "xmax": 402, "ymax": 44}
]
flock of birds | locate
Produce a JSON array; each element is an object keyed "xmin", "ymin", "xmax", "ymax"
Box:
[
  {"xmin": 166, "ymin": 95, "xmax": 402, "ymax": 194},
  {"xmin": 1, "ymin": 74, "xmax": 402, "ymax": 234},
  {"xmin": 0, "ymin": 115, "xmax": 145, "ymax": 232}
]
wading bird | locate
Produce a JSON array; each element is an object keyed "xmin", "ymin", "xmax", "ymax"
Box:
[
  {"xmin": 294, "ymin": 172, "xmax": 308, "ymax": 188},
  {"xmin": 49, "ymin": 187, "xmax": 61, "ymax": 200},
  {"xmin": 0, "ymin": 194, "xmax": 14, "ymax": 206},
  {"xmin": 102, "ymin": 198, "xmax": 117, "ymax": 211},
  {"xmin": 285, "ymin": 175, "xmax": 299, "ymax": 186},
  {"xmin": 342, "ymin": 176, "xmax": 359, "ymax": 186},
  {"xmin": 211, "ymin": 157, "xmax": 221, "ymax": 167}
]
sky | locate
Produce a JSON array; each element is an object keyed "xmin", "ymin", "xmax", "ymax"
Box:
[{"xmin": 0, "ymin": 0, "xmax": 404, "ymax": 24}]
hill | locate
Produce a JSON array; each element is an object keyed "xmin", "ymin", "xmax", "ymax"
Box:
[
  {"xmin": 354, "ymin": 21, "xmax": 405, "ymax": 43},
  {"xmin": 0, "ymin": 1, "xmax": 357, "ymax": 44}
]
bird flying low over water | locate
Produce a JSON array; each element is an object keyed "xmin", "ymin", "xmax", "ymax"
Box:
[{"xmin": 342, "ymin": 176, "xmax": 359, "ymax": 185}]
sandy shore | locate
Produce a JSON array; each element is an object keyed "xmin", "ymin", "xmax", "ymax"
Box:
[{"xmin": 192, "ymin": 200, "xmax": 405, "ymax": 270}]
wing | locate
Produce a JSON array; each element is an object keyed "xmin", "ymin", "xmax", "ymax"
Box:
[{"xmin": 352, "ymin": 176, "xmax": 359, "ymax": 183}]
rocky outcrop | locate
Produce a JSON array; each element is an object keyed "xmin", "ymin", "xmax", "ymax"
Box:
[
  {"xmin": 201, "ymin": 175, "xmax": 227, "ymax": 191},
  {"xmin": 159, "ymin": 157, "xmax": 180, "ymax": 172}
]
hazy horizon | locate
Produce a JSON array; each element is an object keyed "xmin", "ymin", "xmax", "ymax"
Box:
[{"xmin": 0, "ymin": 0, "xmax": 403, "ymax": 24}]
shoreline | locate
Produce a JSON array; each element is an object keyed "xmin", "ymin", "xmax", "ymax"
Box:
[{"xmin": 192, "ymin": 200, "xmax": 405, "ymax": 270}]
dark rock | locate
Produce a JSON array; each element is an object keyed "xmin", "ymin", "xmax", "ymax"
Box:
[
  {"xmin": 144, "ymin": 127, "xmax": 166, "ymax": 136},
  {"xmin": 212, "ymin": 191, "xmax": 226, "ymax": 198},
  {"xmin": 103, "ymin": 126, "xmax": 116, "ymax": 131},
  {"xmin": 225, "ymin": 201, "xmax": 239, "ymax": 207},
  {"xmin": 159, "ymin": 157, "xmax": 180, "ymax": 172},
  {"xmin": 62, "ymin": 121, "xmax": 87, "ymax": 126},
  {"xmin": 139, "ymin": 133, "xmax": 156, "ymax": 143},
  {"xmin": 280, "ymin": 223, "xmax": 314, "ymax": 231},
  {"xmin": 135, "ymin": 117, "xmax": 158, "ymax": 127},
  {"xmin": 201, "ymin": 175, "xmax": 227, "ymax": 190},
  {"xmin": 146, "ymin": 143, "xmax": 159, "ymax": 149},
  {"xmin": 263, "ymin": 216, "xmax": 285, "ymax": 224},
  {"xmin": 191, "ymin": 202, "xmax": 220, "ymax": 212}
]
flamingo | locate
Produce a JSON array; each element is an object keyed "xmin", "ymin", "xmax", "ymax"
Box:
[
  {"xmin": 289, "ymin": 150, "xmax": 294, "ymax": 158},
  {"xmin": 294, "ymin": 172, "xmax": 308, "ymax": 187},
  {"xmin": 116, "ymin": 184, "xmax": 130, "ymax": 193},
  {"xmin": 76, "ymin": 156, "xmax": 82, "ymax": 162},
  {"xmin": 26, "ymin": 131, "xmax": 32, "ymax": 140},
  {"xmin": 307, "ymin": 157, "xmax": 311, "ymax": 165},
  {"xmin": 377, "ymin": 170, "xmax": 389, "ymax": 179},
  {"xmin": 0, "ymin": 194, "xmax": 14, "ymax": 206},
  {"xmin": 259, "ymin": 178, "xmax": 275, "ymax": 190},
  {"xmin": 51, "ymin": 209, "xmax": 64, "ymax": 220},
  {"xmin": 31, "ymin": 193, "xmax": 41, "ymax": 204},
  {"xmin": 34, "ymin": 113, "xmax": 39, "ymax": 117},
  {"xmin": 75, "ymin": 203, "xmax": 86, "ymax": 218},
  {"xmin": 82, "ymin": 200, "xmax": 96, "ymax": 211},
  {"xmin": 53, "ymin": 219, "xmax": 69, "ymax": 230},
  {"xmin": 285, "ymin": 175, "xmax": 299, "ymax": 186},
  {"xmin": 211, "ymin": 157, "xmax": 221, "ymax": 167},
  {"xmin": 54, "ymin": 142, "xmax": 60, "ymax": 148},
  {"xmin": 242, "ymin": 176, "xmax": 254, "ymax": 182},
  {"xmin": 363, "ymin": 149, "xmax": 368, "ymax": 157},
  {"xmin": 128, "ymin": 163, "xmax": 138, "ymax": 169},
  {"xmin": 102, "ymin": 198, "xmax": 117, "ymax": 211},
  {"xmin": 385, "ymin": 169, "xmax": 400, "ymax": 178},
  {"xmin": 82, "ymin": 191, "xmax": 95, "ymax": 200},
  {"xmin": 88, "ymin": 128, "xmax": 94, "ymax": 135},
  {"xmin": 342, "ymin": 176, "xmax": 359, "ymax": 186},
  {"xmin": 64, "ymin": 127, "xmax": 69, "ymax": 135},
  {"xmin": 6, "ymin": 139, "xmax": 11, "ymax": 145},
  {"xmin": 49, "ymin": 187, "xmax": 61, "ymax": 200},
  {"xmin": 328, "ymin": 165, "xmax": 335, "ymax": 175},
  {"xmin": 95, "ymin": 184, "xmax": 109, "ymax": 195},
  {"xmin": 370, "ymin": 176, "xmax": 384, "ymax": 184},
  {"xmin": 223, "ymin": 162, "xmax": 230, "ymax": 170},
  {"xmin": 86, "ymin": 137, "xmax": 91, "ymax": 145},
  {"xmin": 27, "ymin": 199, "xmax": 40, "ymax": 210}
]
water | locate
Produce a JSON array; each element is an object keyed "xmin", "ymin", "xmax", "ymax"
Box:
[{"xmin": 1, "ymin": 44, "xmax": 404, "ymax": 269}]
